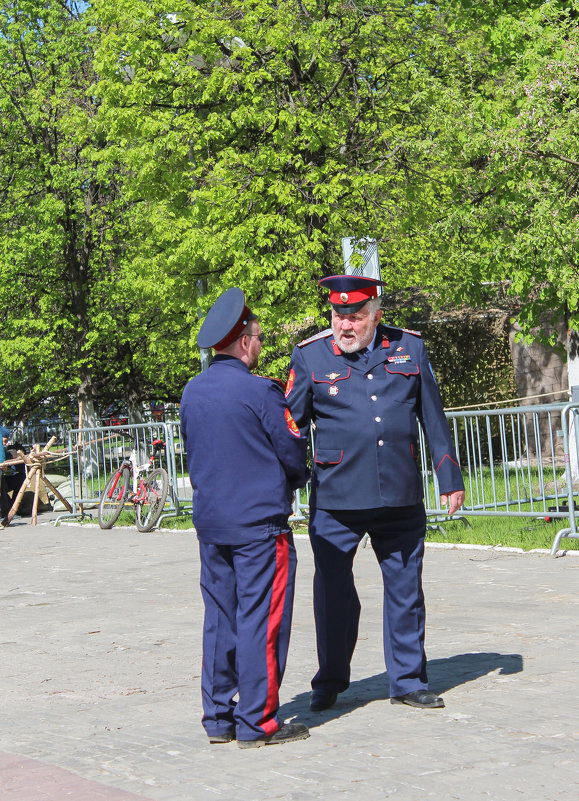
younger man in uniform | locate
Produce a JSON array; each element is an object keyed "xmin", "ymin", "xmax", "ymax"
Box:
[{"xmin": 180, "ymin": 288, "xmax": 310, "ymax": 748}]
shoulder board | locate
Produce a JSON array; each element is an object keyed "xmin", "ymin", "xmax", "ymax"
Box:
[
  {"xmin": 383, "ymin": 324, "xmax": 422, "ymax": 338},
  {"xmin": 256, "ymin": 375, "xmax": 285, "ymax": 390},
  {"xmin": 297, "ymin": 328, "xmax": 333, "ymax": 348}
]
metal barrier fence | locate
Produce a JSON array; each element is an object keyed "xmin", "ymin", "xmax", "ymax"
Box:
[
  {"xmin": 6, "ymin": 409, "xmax": 180, "ymax": 452},
  {"xmin": 426, "ymin": 401, "xmax": 579, "ymax": 555},
  {"xmin": 292, "ymin": 402, "xmax": 579, "ymax": 555},
  {"xmin": 165, "ymin": 420, "xmax": 192, "ymax": 508},
  {"xmin": 63, "ymin": 423, "xmax": 181, "ymax": 520},
  {"xmin": 9, "ymin": 419, "xmax": 76, "ymax": 448},
  {"xmin": 59, "ymin": 402, "xmax": 579, "ymax": 554}
]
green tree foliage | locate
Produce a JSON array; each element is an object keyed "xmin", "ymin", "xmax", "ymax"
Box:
[
  {"xmin": 4, "ymin": 1, "xmax": 577, "ymax": 419},
  {"xmin": 426, "ymin": 0, "xmax": 579, "ymax": 342},
  {"xmin": 0, "ymin": 1, "xmax": 115, "ymax": 419},
  {"xmin": 0, "ymin": 1, "xmax": 190, "ymax": 421},
  {"xmin": 92, "ymin": 0, "xmax": 469, "ymax": 376}
]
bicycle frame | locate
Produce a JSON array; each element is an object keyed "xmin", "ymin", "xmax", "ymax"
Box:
[
  {"xmin": 118, "ymin": 439, "xmax": 165, "ymax": 499},
  {"xmin": 98, "ymin": 435, "xmax": 169, "ymax": 532}
]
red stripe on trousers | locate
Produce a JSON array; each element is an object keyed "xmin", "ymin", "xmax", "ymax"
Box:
[{"xmin": 259, "ymin": 533, "xmax": 289, "ymax": 736}]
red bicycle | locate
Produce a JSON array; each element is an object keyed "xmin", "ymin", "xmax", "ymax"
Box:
[{"xmin": 98, "ymin": 437, "xmax": 169, "ymax": 532}]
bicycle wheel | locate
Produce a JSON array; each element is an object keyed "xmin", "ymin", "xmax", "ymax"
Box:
[
  {"xmin": 135, "ymin": 467, "xmax": 169, "ymax": 532},
  {"xmin": 98, "ymin": 468, "xmax": 130, "ymax": 529}
]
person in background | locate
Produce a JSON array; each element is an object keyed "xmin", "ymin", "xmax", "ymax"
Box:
[{"xmin": 1, "ymin": 426, "xmax": 26, "ymax": 519}]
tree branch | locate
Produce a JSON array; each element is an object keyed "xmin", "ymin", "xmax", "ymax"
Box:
[{"xmin": 523, "ymin": 149, "xmax": 579, "ymax": 168}]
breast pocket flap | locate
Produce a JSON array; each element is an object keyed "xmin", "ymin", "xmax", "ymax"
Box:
[
  {"xmin": 312, "ymin": 368, "xmax": 351, "ymax": 385},
  {"xmin": 385, "ymin": 363, "xmax": 420, "ymax": 377}
]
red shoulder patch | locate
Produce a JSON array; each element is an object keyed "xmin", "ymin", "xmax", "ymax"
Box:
[
  {"xmin": 285, "ymin": 368, "xmax": 296, "ymax": 398},
  {"xmin": 284, "ymin": 408, "xmax": 301, "ymax": 438}
]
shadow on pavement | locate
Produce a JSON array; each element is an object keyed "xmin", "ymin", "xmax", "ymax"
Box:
[{"xmin": 281, "ymin": 651, "xmax": 523, "ymax": 728}]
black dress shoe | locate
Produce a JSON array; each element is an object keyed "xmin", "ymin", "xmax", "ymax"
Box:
[
  {"xmin": 310, "ymin": 689, "xmax": 338, "ymax": 712},
  {"xmin": 391, "ymin": 689, "xmax": 445, "ymax": 708},
  {"xmin": 208, "ymin": 729, "xmax": 235, "ymax": 744},
  {"xmin": 237, "ymin": 721, "xmax": 310, "ymax": 749}
]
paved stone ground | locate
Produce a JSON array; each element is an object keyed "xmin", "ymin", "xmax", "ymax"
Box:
[{"xmin": 1, "ymin": 515, "xmax": 578, "ymax": 801}]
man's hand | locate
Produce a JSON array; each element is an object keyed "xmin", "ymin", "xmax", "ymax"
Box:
[{"xmin": 440, "ymin": 490, "xmax": 465, "ymax": 516}]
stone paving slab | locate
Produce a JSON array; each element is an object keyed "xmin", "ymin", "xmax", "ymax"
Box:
[
  {"xmin": 1, "ymin": 516, "xmax": 578, "ymax": 801},
  {"xmin": 0, "ymin": 751, "xmax": 156, "ymax": 800}
]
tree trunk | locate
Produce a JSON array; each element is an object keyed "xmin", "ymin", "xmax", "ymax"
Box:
[
  {"xmin": 127, "ymin": 382, "xmax": 145, "ymax": 424},
  {"xmin": 508, "ymin": 319, "xmax": 567, "ymax": 460},
  {"xmin": 78, "ymin": 377, "xmax": 99, "ymax": 480},
  {"xmin": 81, "ymin": 398, "xmax": 98, "ymax": 429}
]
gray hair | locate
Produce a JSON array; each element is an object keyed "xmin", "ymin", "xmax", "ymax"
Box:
[{"xmin": 365, "ymin": 297, "xmax": 382, "ymax": 316}]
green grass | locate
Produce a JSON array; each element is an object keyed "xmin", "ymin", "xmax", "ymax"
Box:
[
  {"xmin": 290, "ymin": 514, "xmax": 579, "ymax": 551},
  {"xmin": 84, "ymin": 508, "xmax": 194, "ymax": 531},
  {"xmin": 425, "ymin": 514, "xmax": 578, "ymax": 551}
]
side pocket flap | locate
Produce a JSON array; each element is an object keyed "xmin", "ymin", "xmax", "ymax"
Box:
[{"xmin": 314, "ymin": 449, "xmax": 344, "ymax": 466}]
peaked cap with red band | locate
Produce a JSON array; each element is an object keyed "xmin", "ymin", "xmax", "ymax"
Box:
[
  {"xmin": 197, "ymin": 287, "xmax": 252, "ymax": 350},
  {"xmin": 319, "ymin": 275, "xmax": 385, "ymax": 314}
]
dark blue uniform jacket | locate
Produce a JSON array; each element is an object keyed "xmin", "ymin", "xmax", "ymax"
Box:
[
  {"xmin": 287, "ymin": 324, "xmax": 464, "ymax": 510},
  {"xmin": 180, "ymin": 355, "xmax": 309, "ymax": 544}
]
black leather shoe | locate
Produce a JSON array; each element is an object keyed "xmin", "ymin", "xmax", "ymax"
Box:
[
  {"xmin": 208, "ymin": 730, "xmax": 235, "ymax": 744},
  {"xmin": 310, "ymin": 689, "xmax": 338, "ymax": 712},
  {"xmin": 237, "ymin": 721, "xmax": 310, "ymax": 749},
  {"xmin": 391, "ymin": 690, "xmax": 445, "ymax": 708}
]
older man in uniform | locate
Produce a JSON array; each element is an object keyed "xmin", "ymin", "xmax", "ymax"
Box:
[
  {"xmin": 286, "ymin": 275, "xmax": 465, "ymax": 712},
  {"xmin": 180, "ymin": 288, "xmax": 310, "ymax": 748}
]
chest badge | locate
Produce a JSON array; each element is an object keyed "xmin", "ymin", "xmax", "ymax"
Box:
[
  {"xmin": 326, "ymin": 372, "xmax": 341, "ymax": 380},
  {"xmin": 329, "ymin": 385, "xmax": 339, "ymax": 396},
  {"xmin": 387, "ymin": 354, "xmax": 412, "ymax": 364}
]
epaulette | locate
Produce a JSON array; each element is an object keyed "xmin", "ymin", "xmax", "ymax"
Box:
[
  {"xmin": 297, "ymin": 328, "xmax": 333, "ymax": 348},
  {"xmin": 383, "ymin": 324, "xmax": 422, "ymax": 338}
]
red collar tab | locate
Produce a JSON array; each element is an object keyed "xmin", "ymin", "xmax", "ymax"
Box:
[
  {"xmin": 331, "ymin": 340, "xmax": 341, "ymax": 355},
  {"xmin": 381, "ymin": 336, "xmax": 389, "ymax": 348}
]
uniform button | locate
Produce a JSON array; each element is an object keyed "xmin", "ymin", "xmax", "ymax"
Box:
[
  {"xmin": 374, "ymin": 416, "xmax": 381, "ymax": 422},
  {"xmin": 371, "ymin": 395, "xmax": 377, "ymax": 401},
  {"xmin": 378, "ymin": 440, "xmax": 384, "ymax": 446},
  {"xmin": 367, "ymin": 373, "xmax": 374, "ymax": 380}
]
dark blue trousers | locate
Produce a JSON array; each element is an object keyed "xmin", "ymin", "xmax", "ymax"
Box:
[
  {"xmin": 309, "ymin": 504, "xmax": 428, "ymax": 697},
  {"xmin": 198, "ymin": 531, "xmax": 296, "ymax": 742}
]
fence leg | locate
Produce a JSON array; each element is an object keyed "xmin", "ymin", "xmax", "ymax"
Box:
[{"xmin": 550, "ymin": 527, "xmax": 576, "ymax": 557}]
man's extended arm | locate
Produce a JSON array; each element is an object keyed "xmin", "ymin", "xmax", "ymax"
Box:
[
  {"xmin": 416, "ymin": 340, "xmax": 465, "ymax": 513},
  {"xmin": 260, "ymin": 381, "xmax": 309, "ymax": 491},
  {"xmin": 285, "ymin": 345, "xmax": 314, "ymax": 437}
]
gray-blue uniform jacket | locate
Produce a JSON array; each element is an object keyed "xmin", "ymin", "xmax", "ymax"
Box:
[{"xmin": 286, "ymin": 323, "xmax": 464, "ymax": 510}]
